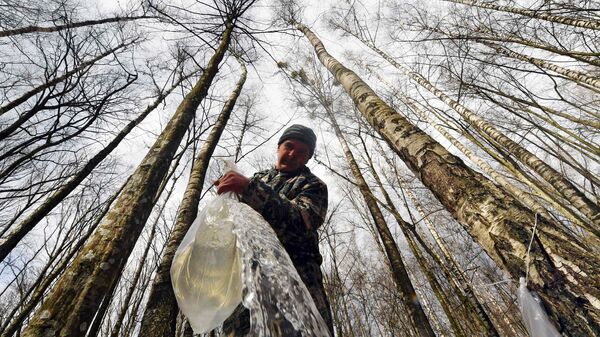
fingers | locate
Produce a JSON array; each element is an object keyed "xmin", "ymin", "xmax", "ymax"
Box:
[
  {"xmin": 214, "ymin": 172, "xmax": 235, "ymax": 194},
  {"xmin": 214, "ymin": 171, "xmax": 249, "ymax": 195},
  {"xmin": 213, "ymin": 172, "xmax": 233, "ymax": 188}
]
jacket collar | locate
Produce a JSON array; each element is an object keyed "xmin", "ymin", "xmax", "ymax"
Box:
[{"xmin": 271, "ymin": 165, "xmax": 310, "ymax": 178}]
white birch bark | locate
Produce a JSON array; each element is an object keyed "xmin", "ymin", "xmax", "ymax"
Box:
[
  {"xmin": 481, "ymin": 41, "xmax": 600, "ymax": 93},
  {"xmin": 443, "ymin": 0, "xmax": 600, "ymax": 31},
  {"xmin": 295, "ymin": 21, "xmax": 600, "ymax": 336},
  {"xmin": 347, "ymin": 30, "xmax": 600, "ymax": 231}
]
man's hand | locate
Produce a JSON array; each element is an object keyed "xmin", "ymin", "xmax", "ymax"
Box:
[{"xmin": 214, "ymin": 171, "xmax": 250, "ymax": 195}]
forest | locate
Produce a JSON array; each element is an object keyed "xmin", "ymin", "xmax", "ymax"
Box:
[{"xmin": 0, "ymin": 0, "xmax": 598, "ymax": 336}]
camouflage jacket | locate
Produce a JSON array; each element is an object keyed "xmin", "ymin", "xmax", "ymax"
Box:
[
  {"xmin": 240, "ymin": 165, "xmax": 328, "ymax": 267},
  {"xmin": 224, "ymin": 165, "xmax": 334, "ymax": 336}
]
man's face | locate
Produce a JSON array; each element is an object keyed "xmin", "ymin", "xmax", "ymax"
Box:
[{"xmin": 276, "ymin": 139, "xmax": 311, "ymax": 172}]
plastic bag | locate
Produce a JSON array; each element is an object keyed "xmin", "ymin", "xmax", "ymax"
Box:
[
  {"xmin": 517, "ymin": 277, "xmax": 561, "ymax": 337},
  {"xmin": 170, "ymin": 192, "xmax": 243, "ymax": 333},
  {"xmin": 232, "ymin": 203, "xmax": 332, "ymax": 337},
  {"xmin": 171, "ymin": 161, "xmax": 330, "ymax": 336}
]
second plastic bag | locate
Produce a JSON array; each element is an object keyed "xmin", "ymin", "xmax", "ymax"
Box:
[
  {"xmin": 170, "ymin": 193, "xmax": 243, "ymax": 333},
  {"xmin": 517, "ymin": 277, "xmax": 561, "ymax": 337}
]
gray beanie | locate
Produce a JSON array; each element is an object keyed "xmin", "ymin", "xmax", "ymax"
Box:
[{"xmin": 278, "ymin": 124, "xmax": 317, "ymax": 157}]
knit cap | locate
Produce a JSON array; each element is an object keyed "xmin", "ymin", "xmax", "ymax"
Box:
[{"xmin": 277, "ymin": 124, "xmax": 317, "ymax": 157}]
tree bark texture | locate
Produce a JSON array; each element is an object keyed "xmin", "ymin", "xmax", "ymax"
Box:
[
  {"xmin": 85, "ymin": 271, "xmax": 120, "ymax": 337},
  {"xmin": 109, "ymin": 193, "xmax": 164, "ymax": 337},
  {"xmin": 352, "ymin": 32, "xmax": 600, "ymax": 232},
  {"xmin": 425, "ymin": 102, "xmax": 595, "ymax": 234},
  {"xmin": 137, "ymin": 59, "xmax": 246, "ymax": 337},
  {"xmin": 366, "ymin": 68, "xmax": 555, "ymax": 223},
  {"xmin": 296, "ymin": 21, "xmax": 600, "ymax": 336},
  {"xmin": 19, "ymin": 22, "xmax": 233, "ymax": 337},
  {"xmin": 0, "ymin": 182, "xmax": 126, "ymax": 337},
  {"xmin": 405, "ymin": 97, "xmax": 553, "ymax": 221},
  {"xmin": 363, "ymin": 138, "xmax": 500, "ymax": 337}
]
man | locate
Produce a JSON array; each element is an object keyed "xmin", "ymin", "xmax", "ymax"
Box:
[{"xmin": 215, "ymin": 124, "xmax": 334, "ymax": 337}]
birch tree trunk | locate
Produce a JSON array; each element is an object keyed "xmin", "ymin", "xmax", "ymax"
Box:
[
  {"xmin": 366, "ymin": 67, "xmax": 557, "ymax": 223},
  {"xmin": 295, "ymin": 21, "xmax": 600, "ymax": 336},
  {"xmin": 109, "ymin": 188, "xmax": 167, "ymax": 337},
  {"xmin": 323, "ymin": 104, "xmax": 436, "ymax": 336},
  {"xmin": 341, "ymin": 27, "xmax": 600, "ymax": 231},
  {"xmin": 361, "ymin": 137, "xmax": 501, "ymax": 337},
  {"xmin": 442, "ymin": 0, "xmax": 600, "ymax": 31},
  {"xmin": 19, "ymin": 22, "xmax": 234, "ymax": 337},
  {"xmin": 406, "ymin": 97, "xmax": 553, "ymax": 221},
  {"xmin": 0, "ymin": 182, "xmax": 126, "ymax": 337},
  {"xmin": 85, "ymin": 271, "xmax": 120, "ymax": 337},
  {"xmin": 445, "ymin": 113, "xmax": 596, "ymax": 239},
  {"xmin": 480, "ymin": 41, "xmax": 600, "ymax": 93},
  {"xmin": 138, "ymin": 59, "xmax": 246, "ymax": 337}
]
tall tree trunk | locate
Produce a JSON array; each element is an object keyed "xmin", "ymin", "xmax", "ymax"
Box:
[
  {"xmin": 406, "ymin": 97, "xmax": 553, "ymax": 221},
  {"xmin": 0, "ymin": 15, "xmax": 157, "ymax": 38},
  {"xmin": 418, "ymin": 102, "xmax": 593, "ymax": 232},
  {"xmin": 375, "ymin": 143, "xmax": 526, "ymax": 335},
  {"xmin": 0, "ymin": 76, "xmax": 186, "ymax": 262},
  {"xmin": 138, "ymin": 59, "xmax": 247, "ymax": 337},
  {"xmin": 104, "ymin": 169, "xmax": 179, "ymax": 337},
  {"xmin": 0, "ymin": 181, "xmax": 126, "ymax": 337},
  {"xmin": 19, "ymin": 22, "xmax": 234, "ymax": 337},
  {"xmin": 85, "ymin": 270, "xmax": 120, "ymax": 337},
  {"xmin": 442, "ymin": 0, "xmax": 600, "ymax": 31},
  {"xmin": 323, "ymin": 105, "xmax": 436, "ymax": 336},
  {"xmin": 295, "ymin": 21, "xmax": 600, "ymax": 336},
  {"xmin": 109, "ymin": 190, "xmax": 165, "ymax": 337},
  {"xmin": 366, "ymin": 67, "xmax": 555, "ymax": 222},
  {"xmin": 340, "ymin": 26, "xmax": 599, "ymax": 231},
  {"xmin": 360, "ymin": 136, "xmax": 500, "ymax": 337},
  {"xmin": 480, "ymin": 41, "xmax": 600, "ymax": 93}
]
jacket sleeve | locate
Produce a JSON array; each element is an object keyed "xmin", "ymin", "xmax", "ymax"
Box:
[{"xmin": 240, "ymin": 174, "xmax": 328, "ymax": 240}]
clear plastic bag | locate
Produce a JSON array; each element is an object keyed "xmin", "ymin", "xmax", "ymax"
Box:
[
  {"xmin": 170, "ymin": 192, "xmax": 243, "ymax": 333},
  {"xmin": 171, "ymin": 161, "xmax": 330, "ymax": 336},
  {"xmin": 232, "ymin": 202, "xmax": 332, "ymax": 337},
  {"xmin": 518, "ymin": 277, "xmax": 561, "ymax": 337}
]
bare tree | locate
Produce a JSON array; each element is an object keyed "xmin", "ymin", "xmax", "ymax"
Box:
[
  {"xmin": 442, "ymin": 0, "xmax": 600, "ymax": 31},
  {"xmin": 279, "ymin": 57, "xmax": 436, "ymax": 336},
  {"xmin": 18, "ymin": 4, "xmax": 244, "ymax": 334},
  {"xmin": 138, "ymin": 57, "xmax": 247, "ymax": 337},
  {"xmin": 291, "ymin": 17, "xmax": 599, "ymax": 335},
  {"xmin": 0, "ymin": 67, "xmax": 194, "ymax": 262},
  {"xmin": 0, "ymin": 15, "xmax": 157, "ymax": 38}
]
